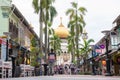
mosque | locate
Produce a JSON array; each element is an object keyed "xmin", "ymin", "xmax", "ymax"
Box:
[{"xmin": 54, "ymin": 18, "xmax": 71, "ymax": 65}]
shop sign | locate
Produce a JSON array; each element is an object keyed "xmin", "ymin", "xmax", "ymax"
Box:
[
  {"xmin": 94, "ymin": 45, "xmax": 105, "ymax": 56},
  {"xmin": 99, "ymin": 44, "xmax": 105, "ymax": 49}
]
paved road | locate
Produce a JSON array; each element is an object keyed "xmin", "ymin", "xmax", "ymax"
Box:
[{"xmin": 1, "ymin": 75, "xmax": 120, "ymax": 80}]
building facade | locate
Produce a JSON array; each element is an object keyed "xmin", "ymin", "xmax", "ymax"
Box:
[
  {"xmin": 0, "ymin": 0, "xmax": 39, "ymax": 64},
  {"xmin": 90, "ymin": 15, "xmax": 120, "ymax": 76},
  {"xmin": 54, "ymin": 18, "xmax": 71, "ymax": 65}
]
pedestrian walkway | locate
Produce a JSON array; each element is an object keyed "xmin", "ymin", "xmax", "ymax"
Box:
[{"xmin": 1, "ymin": 75, "xmax": 120, "ymax": 80}]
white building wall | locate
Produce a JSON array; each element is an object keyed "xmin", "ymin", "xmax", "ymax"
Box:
[{"xmin": 56, "ymin": 38, "xmax": 72, "ymax": 65}]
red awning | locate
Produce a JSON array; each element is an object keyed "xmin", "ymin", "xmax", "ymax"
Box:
[
  {"xmin": 0, "ymin": 39, "xmax": 2, "ymax": 44},
  {"xmin": 0, "ymin": 38, "xmax": 6, "ymax": 45},
  {"xmin": 0, "ymin": 38, "xmax": 11, "ymax": 48},
  {"xmin": 0, "ymin": 38, "xmax": 3, "ymax": 44}
]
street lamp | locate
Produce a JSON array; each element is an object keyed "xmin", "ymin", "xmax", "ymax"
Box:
[
  {"xmin": 81, "ymin": 28, "xmax": 88, "ymax": 72},
  {"xmin": 101, "ymin": 30, "xmax": 112, "ymax": 76},
  {"xmin": 90, "ymin": 45, "xmax": 96, "ymax": 75},
  {"xmin": 3, "ymin": 32, "xmax": 11, "ymax": 61},
  {"xmin": 82, "ymin": 29, "xmax": 88, "ymax": 40}
]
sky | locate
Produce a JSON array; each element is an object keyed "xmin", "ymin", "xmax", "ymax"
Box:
[{"xmin": 12, "ymin": 0, "xmax": 120, "ymax": 44}]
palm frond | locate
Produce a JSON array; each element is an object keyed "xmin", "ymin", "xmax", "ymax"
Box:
[
  {"xmin": 32, "ymin": 0, "xmax": 39, "ymax": 13},
  {"xmin": 49, "ymin": 6, "xmax": 57, "ymax": 22},
  {"xmin": 71, "ymin": 2, "xmax": 77, "ymax": 8},
  {"xmin": 78, "ymin": 7, "xmax": 87, "ymax": 15}
]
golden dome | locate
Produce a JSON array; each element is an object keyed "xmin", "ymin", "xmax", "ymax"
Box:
[{"xmin": 55, "ymin": 18, "xmax": 69, "ymax": 39}]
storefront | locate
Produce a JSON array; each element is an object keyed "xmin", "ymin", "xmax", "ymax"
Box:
[
  {"xmin": 9, "ymin": 40, "xmax": 30, "ymax": 65},
  {"xmin": 8, "ymin": 39, "xmax": 31, "ymax": 77},
  {"xmin": 0, "ymin": 38, "xmax": 7, "ymax": 61},
  {"xmin": 112, "ymin": 51, "xmax": 120, "ymax": 75}
]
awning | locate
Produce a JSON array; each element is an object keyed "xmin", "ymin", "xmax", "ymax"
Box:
[
  {"xmin": 0, "ymin": 38, "xmax": 2, "ymax": 44},
  {"xmin": 0, "ymin": 38, "xmax": 11, "ymax": 48},
  {"xmin": 0, "ymin": 38, "xmax": 6, "ymax": 44}
]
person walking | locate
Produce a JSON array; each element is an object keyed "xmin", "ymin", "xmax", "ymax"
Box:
[
  {"xmin": 48, "ymin": 49, "xmax": 56, "ymax": 75},
  {"xmin": 70, "ymin": 64, "xmax": 75, "ymax": 75}
]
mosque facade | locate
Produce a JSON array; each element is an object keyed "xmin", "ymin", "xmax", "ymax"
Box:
[{"xmin": 54, "ymin": 18, "xmax": 71, "ymax": 65}]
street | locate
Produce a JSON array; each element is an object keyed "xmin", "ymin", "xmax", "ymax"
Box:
[{"xmin": 1, "ymin": 75, "xmax": 120, "ymax": 80}]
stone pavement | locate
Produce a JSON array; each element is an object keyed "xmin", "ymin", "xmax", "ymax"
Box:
[{"xmin": 1, "ymin": 75, "xmax": 120, "ymax": 80}]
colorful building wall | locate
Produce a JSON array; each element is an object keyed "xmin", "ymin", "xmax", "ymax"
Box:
[
  {"xmin": 0, "ymin": 0, "xmax": 12, "ymax": 36},
  {"xmin": 0, "ymin": 1, "xmax": 39, "ymax": 62}
]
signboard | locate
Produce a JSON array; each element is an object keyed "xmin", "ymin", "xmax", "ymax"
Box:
[
  {"xmin": 99, "ymin": 44, "xmax": 105, "ymax": 49},
  {"xmin": 94, "ymin": 44, "xmax": 106, "ymax": 56}
]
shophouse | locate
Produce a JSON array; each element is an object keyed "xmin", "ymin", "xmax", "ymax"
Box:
[
  {"xmin": 0, "ymin": 0, "xmax": 40, "ymax": 72},
  {"xmin": 0, "ymin": 0, "xmax": 41, "ymax": 77},
  {"xmin": 90, "ymin": 15, "xmax": 120, "ymax": 76},
  {"xmin": 111, "ymin": 15, "xmax": 120, "ymax": 75},
  {"xmin": 0, "ymin": 0, "xmax": 39, "ymax": 61}
]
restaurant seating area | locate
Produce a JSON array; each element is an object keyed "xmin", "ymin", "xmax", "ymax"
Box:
[
  {"xmin": 0, "ymin": 60, "xmax": 35, "ymax": 79},
  {"xmin": 20, "ymin": 64, "xmax": 35, "ymax": 77},
  {"xmin": 0, "ymin": 60, "xmax": 12, "ymax": 78}
]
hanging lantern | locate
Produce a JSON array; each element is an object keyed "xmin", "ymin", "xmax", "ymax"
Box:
[{"xmin": 102, "ymin": 60, "xmax": 106, "ymax": 66}]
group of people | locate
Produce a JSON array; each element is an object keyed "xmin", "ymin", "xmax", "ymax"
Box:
[
  {"xmin": 39, "ymin": 49, "xmax": 81, "ymax": 75},
  {"xmin": 46, "ymin": 49, "xmax": 80, "ymax": 75},
  {"xmin": 53, "ymin": 64, "xmax": 80, "ymax": 75}
]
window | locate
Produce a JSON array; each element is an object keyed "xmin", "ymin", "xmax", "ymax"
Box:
[
  {"xmin": 19, "ymin": 28, "xmax": 24, "ymax": 45},
  {"xmin": 111, "ymin": 36, "xmax": 118, "ymax": 49},
  {"xmin": 117, "ymin": 27, "xmax": 120, "ymax": 44},
  {"xmin": 2, "ymin": 12, "xmax": 9, "ymax": 18},
  {"xmin": 25, "ymin": 36, "xmax": 30, "ymax": 49}
]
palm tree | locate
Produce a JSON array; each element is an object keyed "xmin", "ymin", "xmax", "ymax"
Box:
[
  {"xmin": 79, "ymin": 39, "xmax": 94, "ymax": 72},
  {"xmin": 32, "ymin": 0, "xmax": 44, "ymax": 58},
  {"xmin": 43, "ymin": 0, "xmax": 57, "ymax": 62},
  {"xmin": 67, "ymin": 33, "xmax": 75, "ymax": 63},
  {"xmin": 32, "ymin": 0, "xmax": 57, "ymax": 62},
  {"xmin": 49, "ymin": 34, "xmax": 61, "ymax": 54},
  {"xmin": 66, "ymin": 2, "xmax": 87, "ymax": 65}
]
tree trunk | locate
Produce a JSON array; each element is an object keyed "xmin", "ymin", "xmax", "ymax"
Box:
[
  {"xmin": 83, "ymin": 57, "xmax": 86, "ymax": 73},
  {"xmin": 71, "ymin": 50, "xmax": 74, "ymax": 63},
  {"xmin": 39, "ymin": 5, "xmax": 43, "ymax": 56},
  {"xmin": 44, "ymin": 24, "xmax": 48, "ymax": 63}
]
